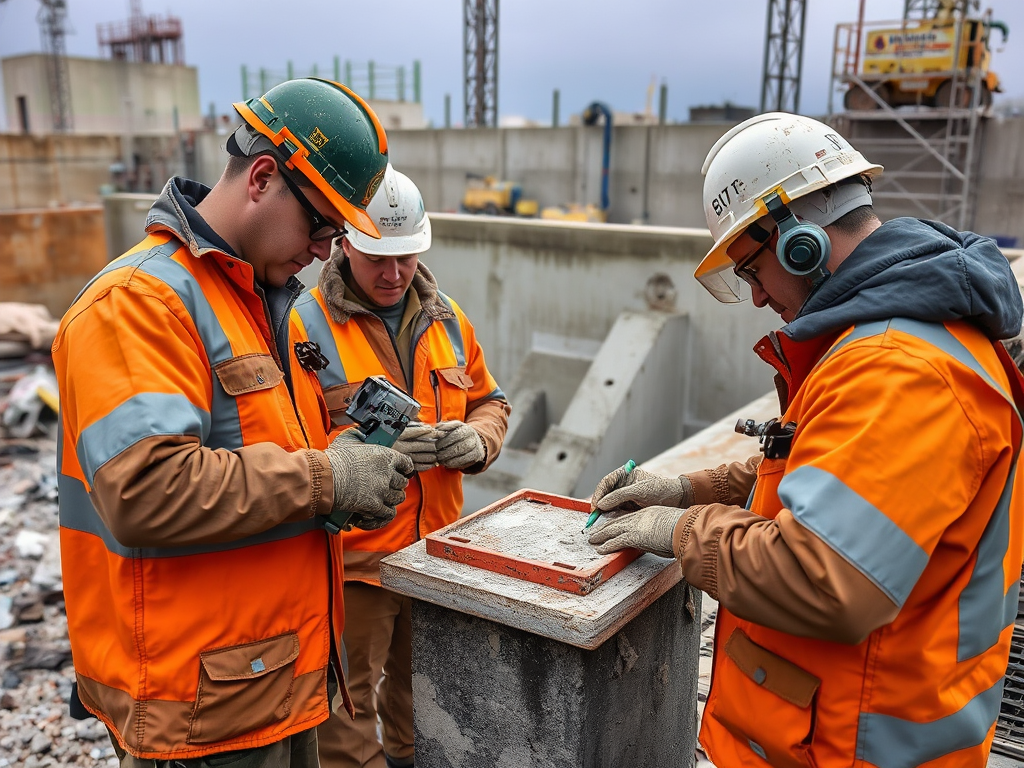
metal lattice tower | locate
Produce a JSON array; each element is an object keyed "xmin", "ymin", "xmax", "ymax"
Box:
[
  {"xmin": 760, "ymin": 0, "xmax": 807, "ymax": 114},
  {"xmin": 463, "ymin": 0, "xmax": 498, "ymax": 127},
  {"xmin": 904, "ymin": 0, "xmax": 979, "ymax": 21},
  {"xmin": 38, "ymin": 0, "xmax": 73, "ymax": 131}
]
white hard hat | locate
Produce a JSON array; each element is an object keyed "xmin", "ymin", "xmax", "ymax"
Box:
[
  {"xmin": 344, "ymin": 165, "xmax": 431, "ymax": 255},
  {"xmin": 696, "ymin": 112, "xmax": 882, "ymax": 302}
]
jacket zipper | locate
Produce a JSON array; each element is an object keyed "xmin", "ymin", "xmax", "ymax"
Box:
[{"xmin": 430, "ymin": 370, "xmax": 441, "ymax": 420}]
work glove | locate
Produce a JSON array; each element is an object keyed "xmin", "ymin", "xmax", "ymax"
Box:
[
  {"xmin": 435, "ymin": 420, "xmax": 486, "ymax": 470},
  {"xmin": 323, "ymin": 429, "xmax": 414, "ymax": 531},
  {"xmin": 590, "ymin": 466, "xmax": 694, "ymax": 513},
  {"xmin": 587, "ymin": 506, "xmax": 687, "ymax": 558},
  {"xmin": 392, "ymin": 421, "xmax": 440, "ymax": 473}
]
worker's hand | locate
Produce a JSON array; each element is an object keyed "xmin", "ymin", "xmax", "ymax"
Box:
[
  {"xmin": 435, "ymin": 420, "xmax": 486, "ymax": 470},
  {"xmin": 393, "ymin": 421, "xmax": 440, "ymax": 473},
  {"xmin": 591, "ymin": 466, "xmax": 694, "ymax": 513},
  {"xmin": 323, "ymin": 429, "xmax": 414, "ymax": 530},
  {"xmin": 587, "ymin": 506, "xmax": 686, "ymax": 558}
]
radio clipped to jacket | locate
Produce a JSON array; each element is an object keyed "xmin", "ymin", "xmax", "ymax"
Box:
[
  {"xmin": 735, "ymin": 417, "xmax": 797, "ymax": 459},
  {"xmin": 323, "ymin": 376, "xmax": 421, "ymax": 535}
]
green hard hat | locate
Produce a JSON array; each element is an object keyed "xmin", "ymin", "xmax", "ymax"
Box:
[{"xmin": 232, "ymin": 77, "xmax": 388, "ymax": 237}]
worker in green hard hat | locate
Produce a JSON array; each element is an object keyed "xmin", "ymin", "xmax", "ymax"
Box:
[{"xmin": 54, "ymin": 77, "xmax": 413, "ymax": 767}]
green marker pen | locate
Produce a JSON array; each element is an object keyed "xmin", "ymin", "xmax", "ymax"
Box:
[{"xmin": 584, "ymin": 459, "xmax": 636, "ymax": 531}]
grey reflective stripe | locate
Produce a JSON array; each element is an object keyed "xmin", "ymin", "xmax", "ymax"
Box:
[
  {"xmin": 745, "ymin": 483, "xmax": 756, "ymax": 511},
  {"xmin": 856, "ymin": 676, "xmax": 1004, "ymax": 768},
  {"xmin": 482, "ymin": 386, "xmax": 507, "ymax": 402},
  {"xmin": 817, "ymin": 319, "xmax": 892, "ymax": 367},
  {"xmin": 58, "ymin": 471, "xmax": 323, "ymax": 558},
  {"xmin": 959, "ymin": 459, "xmax": 1021, "ymax": 661},
  {"xmin": 71, "ymin": 240, "xmax": 180, "ymax": 305},
  {"xmin": 77, "ymin": 392, "xmax": 211, "ymax": 486},
  {"xmin": 129, "ymin": 253, "xmax": 242, "ymax": 451},
  {"xmin": 294, "ymin": 293, "xmax": 348, "ymax": 389},
  {"xmin": 779, "ymin": 466, "xmax": 928, "ymax": 606},
  {"xmin": 889, "ymin": 317, "xmax": 1011, "ymax": 401},
  {"xmin": 436, "ymin": 294, "xmax": 466, "ymax": 367}
]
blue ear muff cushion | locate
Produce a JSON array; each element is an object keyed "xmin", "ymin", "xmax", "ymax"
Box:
[{"xmin": 777, "ymin": 223, "xmax": 831, "ymax": 276}]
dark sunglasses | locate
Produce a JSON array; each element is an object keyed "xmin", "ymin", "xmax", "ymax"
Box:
[{"xmin": 278, "ymin": 167, "xmax": 344, "ymax": 242}]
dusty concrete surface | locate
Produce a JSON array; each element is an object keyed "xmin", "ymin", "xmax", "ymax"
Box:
[{"xmin": 411, "ymin": 582, "xmax": 699, "ymax": 768}]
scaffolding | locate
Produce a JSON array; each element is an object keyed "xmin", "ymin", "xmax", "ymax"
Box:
[
  {"xmin": 97, "ymin": 0, "xmax": 184, "ymax": 65},
  {"xmin": 240, "ymin": 60, "xmax": 421, "ymax": 104},
  {"xmin": 760, "ymin": 0, "xmax": 807, "ymax": 114},
  {"xmin": 464, "ymin": 0, "xmax": 499, "ymax": 128},
  {"xmin": 828, "ymin": 1, "xmax": 991, "ymax": 230},
  {"xmin": 38, "ymin": 0, "xmax": 73, "ymax": 132}
]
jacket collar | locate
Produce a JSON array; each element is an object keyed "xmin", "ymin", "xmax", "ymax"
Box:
[
  {"xmin": 144, "ymin": 177, "xmax": 231, "ymax": 259},
  {"xmin": 754, "ymin": 329, "xmax": 843, "ymax": 411},
  {"xmin": 317, "ymin": 245, "xmax": 455, "ymax": 326}
]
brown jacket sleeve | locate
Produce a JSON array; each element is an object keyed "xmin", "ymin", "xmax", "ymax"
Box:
[
  {"xmin": 465, "ymin": 397, "xmax": 511, "ymax": 473},
  {"xmin": 91, "ymin": 435, "xmax": 334, "ymax": 548},
  {"xmin": 672, "ymin": 503, "xmax": 899, "ymax": 644},
  {"xmin": 686, "ymin": 455, "xmax": 763, "ymax": 507}
]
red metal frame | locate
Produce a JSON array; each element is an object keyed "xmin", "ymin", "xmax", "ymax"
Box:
[{"xmin": 425, "ymin": 489, "xmax": 642, "ymax": 596}]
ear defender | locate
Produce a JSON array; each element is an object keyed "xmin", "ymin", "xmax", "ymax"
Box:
[{"xmin": 764, "ymin": 193, "xmax": 831, "ymax": 279}]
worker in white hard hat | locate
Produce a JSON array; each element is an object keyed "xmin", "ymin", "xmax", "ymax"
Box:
[
  {"xmin": 588, "ymin": 112, "xmax": 1024, "ymax": 768},
  {"xmin": 292, "ymin": 166, "xmax": 509, "ymax": 768}
]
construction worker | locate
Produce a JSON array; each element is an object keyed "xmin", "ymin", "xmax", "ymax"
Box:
[
  {"xmin": 52, "ymin": 78, "xmax": 414, "ymax": 767},
  {"xmin": 292, "ymin": 166, "xmax": 510, "ymax": 768},
  {"xmin": 588, "ymin": 112, "xmax": 1024, "ymax": 768}
]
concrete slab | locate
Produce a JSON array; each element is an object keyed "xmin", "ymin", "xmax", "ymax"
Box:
[{"xmin": 381, "ymin": 538, "xmax": 682, "ymax": 651}]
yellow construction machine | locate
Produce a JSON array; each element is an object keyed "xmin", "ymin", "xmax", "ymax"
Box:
[
  {"xmin": 840, "ymin": 0, "xmax": 1008, "ymax": 110},
  {"xmin": 461, "ymin": 175, "xmax": 538, "ymax": 217}
]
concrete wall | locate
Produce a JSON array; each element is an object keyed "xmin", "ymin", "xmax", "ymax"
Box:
[
  {"xmin": 388, "ymin": 123, "xmax": 725, "ymax": 229},
  {"xmin": 0, "ymin": 206, "xmax": 108, "ymax": 317},
  {"xmin": 2, "ymin": 54, "xmax": 202, "ymax": 136}
]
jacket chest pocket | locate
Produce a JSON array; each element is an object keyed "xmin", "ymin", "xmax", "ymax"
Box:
[
  {"xmin": 323, "ymin": 381, "xmax": 364, "ymax": 430},
  {"xmin": 711, "ymin": 628, "xmax": 820, "ymax": 768},
  {"xmin": 430, "ymin": 366, "xmax": 473, "ymax": 422},
  {"xmin": 187, "ymin": 632, "xmax": 300, "ymax": 744},
  {"xmin": 213, "ymin": 354, "xmax": 284, "ymax": 397}
]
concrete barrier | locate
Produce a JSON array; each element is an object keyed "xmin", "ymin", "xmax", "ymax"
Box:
[{"xmin": 0, "ymin": 206, "xmax": 107, "ymax": 318}]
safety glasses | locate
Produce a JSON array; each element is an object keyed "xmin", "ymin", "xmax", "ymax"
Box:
[{"xmin": 278, "ymin": 166, "xmax": 345, "ymax": 242}]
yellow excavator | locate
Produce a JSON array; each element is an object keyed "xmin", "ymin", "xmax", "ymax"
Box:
[{"xmin": 461, "ymin": 175, "xmax": 538, "ymax": 217}]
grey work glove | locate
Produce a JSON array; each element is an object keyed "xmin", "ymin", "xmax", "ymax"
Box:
[
  {"xmin": 587, "ymin": 506, "xmax": 687, "ymax": 558},
  {"xmin": 323, "ymin": 429, "xmax": 414, "ymax": 531},
  {"xmin": 392, "ymin": 421, "xmax": 440, "ymax": 473},
  {"xmin": 591, "ymin": 466, "xmax": 694, "ymax": 513},
  {"xmin": 434, "ymin": 420, "xmax": 486, "ymax": 470}
]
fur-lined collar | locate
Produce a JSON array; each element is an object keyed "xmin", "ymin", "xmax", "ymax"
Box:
[{"xmin": 317, "ymin": 246, "xmax": 455, "ymax": 326}]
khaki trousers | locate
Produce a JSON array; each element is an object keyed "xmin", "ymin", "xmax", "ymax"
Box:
[
  {"xmin": 318, "ymin": 582, "xmax": 414, "ymax": 768},
  {"xmin": 111, "ymin": 727, "xmax": 319, "ymax": 767}
]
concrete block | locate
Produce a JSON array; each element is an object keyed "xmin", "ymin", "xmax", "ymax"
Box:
[{"xmin": 410, "ymin": 584, "xmax": 699, "ymax": 768}]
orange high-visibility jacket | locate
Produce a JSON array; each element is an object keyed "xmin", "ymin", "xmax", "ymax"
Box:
[
  {"xmin": 53, "ymin": 180, "xmax": 339, "ymax": 760},
  {"xmin": 699, "ymin": 318, "xmax": 1024, "ymax": 768},
  {"xmin": 292, "ymin": 265, "xmax": 508, "ymax": 583}
]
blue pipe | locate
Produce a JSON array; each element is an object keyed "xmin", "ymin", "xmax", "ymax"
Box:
[{"xmin": 582, "ymin": 101, "xmax": 612, "ymax": 212}]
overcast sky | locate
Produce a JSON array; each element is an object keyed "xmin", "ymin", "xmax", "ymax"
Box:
[{"xmin": 1, "ymin": 0, "xmax": 1022, "ymax": 128}]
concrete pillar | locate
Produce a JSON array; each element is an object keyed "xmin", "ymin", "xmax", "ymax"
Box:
[{"xmin": 381, "ymin": 503, "xmax": 700, "ymax": 768}]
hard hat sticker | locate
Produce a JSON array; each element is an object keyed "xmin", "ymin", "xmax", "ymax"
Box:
[
  {"xmin": 308, "ymin": 127, "xmax": 329, "ymax": 150},
  {"xmin": 363, "ymin": 167, "xmax": 386, "ymax": 206}
]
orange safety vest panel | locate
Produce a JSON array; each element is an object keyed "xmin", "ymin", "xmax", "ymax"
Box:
[
  {"xmin": 293, "ymin": 286, "xmax": 505, "ymax": 581},
  {"xmin": 53, "ymin": 236, "xmax": 335, "ymax": 760},
  {"xmin": 700, "ymin": 318, "xmax": 1024, "ymax": 768}
]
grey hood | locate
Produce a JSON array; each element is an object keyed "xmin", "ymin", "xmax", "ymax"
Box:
[{"xmin": 784, "ymin": 217, "xmax": 1023, "ymax": 342}]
